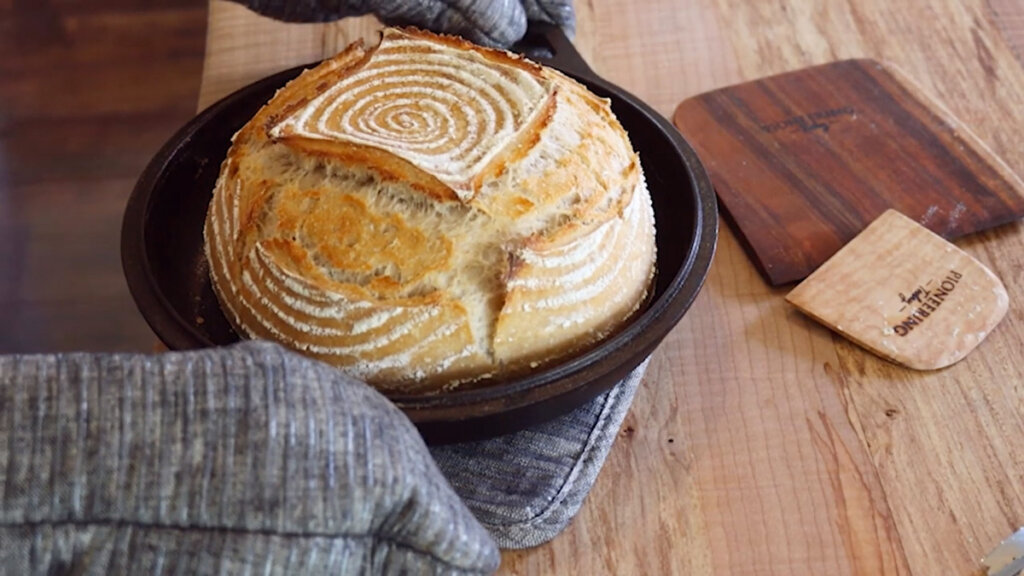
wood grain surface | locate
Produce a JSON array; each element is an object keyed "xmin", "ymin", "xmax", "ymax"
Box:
[
  {"xmin": 198, "ymin": 1, "xmax": 1024, "ymax": 574},
  {"xmin": 0, "ymin": 0, "xmax": 207, "ymax": 352},
  {"xmin": 674, "ymin": 58, "xmax": 1024, "ymax": 285}
]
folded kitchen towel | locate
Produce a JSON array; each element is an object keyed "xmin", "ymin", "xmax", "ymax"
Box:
[{"xmin": 0, "ymin": 341, "xmax": 642, "ymax": 573}]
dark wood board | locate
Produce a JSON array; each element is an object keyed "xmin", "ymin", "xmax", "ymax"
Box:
[{"xmin": 674, "ymin": 58, "xmax": 1024, "ymax": 285}]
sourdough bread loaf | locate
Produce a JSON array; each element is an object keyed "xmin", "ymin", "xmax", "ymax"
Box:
[{"xmin": 203, "ymin": 28, "xmax": 656, "ymax": 393}]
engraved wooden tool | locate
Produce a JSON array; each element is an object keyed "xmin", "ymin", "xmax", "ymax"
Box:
[{"xmin": 786, "ymin": 209, "xmax": 1008, "ymax": 370}]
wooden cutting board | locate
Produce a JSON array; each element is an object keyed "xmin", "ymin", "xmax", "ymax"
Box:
[{"xmin": 673, "ymin": 58, "xmax": 1024, "ymax": 285}]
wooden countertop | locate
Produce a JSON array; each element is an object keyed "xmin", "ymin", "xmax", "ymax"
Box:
[{"xmin": 198, "ymin": 1, "xmax": 1024, "ymax": 573}]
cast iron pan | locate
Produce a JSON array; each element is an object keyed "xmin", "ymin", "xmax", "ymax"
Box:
[{"xmin": 121, "ymin": 24, "xmax": 717, "ymax": 444}]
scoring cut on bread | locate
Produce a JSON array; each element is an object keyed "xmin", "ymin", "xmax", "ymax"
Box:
[{"xmin": 204, "ymin": 27, "xmax": 656, "ymax": 393}]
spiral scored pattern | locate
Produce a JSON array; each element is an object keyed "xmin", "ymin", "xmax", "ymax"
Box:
[
  {"xmin": 271, "ymin": 28, "xmax": 553, "ymax": 201},
  {"xmin": 205, "ymin": 28, "xmax": 656, "ymax": 391}
]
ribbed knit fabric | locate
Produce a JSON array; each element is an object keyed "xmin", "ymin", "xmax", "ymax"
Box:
[
  {"xmin": 228, "ymin": 0, "xmax": 575, "ymax": 47},
  {"xmin": 0, "ymin": 342, "xmax": 498, "ymax": 575},
  {"xmin": 0, "ymin": 340, "xmax": 642, "ymax": 572}
]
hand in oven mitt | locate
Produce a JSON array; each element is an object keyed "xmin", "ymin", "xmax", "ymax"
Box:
[
  {"xmin": 0, "ymin": 342, "xmax": 499, "ymax": 575},
  {"xmin": 227, "ymin": 0, "xmax": 575, "ymax": 48}
]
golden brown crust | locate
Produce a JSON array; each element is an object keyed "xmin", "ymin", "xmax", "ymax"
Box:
[
  {"xmin": 469, "ymin": 86, "xmax": 560, "ymax": 194},
  {"xmin": 271, "ymin": 138, "xmax": 461, "ymax": 201},
  {"xmin": 388, "ymin": 27, "xmax": 546, "ymax": 75},
  {"xmin": 204, "ymin": 27, "xmax": 656, "ymax": 391},
  {"xmin": 267, "ymin": 26, "xmax": 557, "ymax": 202},
  {"xmin": 241, "ymin": 42, "xmax": 372, "ymax": 143}
]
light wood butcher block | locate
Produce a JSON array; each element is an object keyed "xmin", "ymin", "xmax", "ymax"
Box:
[{"xmin": 199, "ymin": 1, "xmax": 1024, "ymax": 574}]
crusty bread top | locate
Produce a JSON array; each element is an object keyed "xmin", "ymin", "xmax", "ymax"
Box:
[
  {"xmin": 204, "ymin": 28, "xmax": 655, "ymax": 391},
  {"xmin": 270, "ymin": 28, "xmax": 555, "ymax": 203}
]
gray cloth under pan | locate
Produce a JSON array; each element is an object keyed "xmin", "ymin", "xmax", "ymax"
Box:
[{"xmin": 0, "ymin": 342, "xmax": 644, "ymax": 573}]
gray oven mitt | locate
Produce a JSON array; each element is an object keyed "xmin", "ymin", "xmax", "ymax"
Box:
[
  {"xmin": 0, "ymin": 342, "xmax": 498, "ymax": 575},
  {"xmin": 0, "ymin": 339, "xmax": 646, "ymax": 571},
  {"xmin": 228, "ymin": 0, "xmax": 574, "ymax": 48}
]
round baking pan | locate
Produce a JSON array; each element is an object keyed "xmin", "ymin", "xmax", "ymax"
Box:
[{"xmin": 121, "ymin": 24, "xmax": 717, "ymax": 444}]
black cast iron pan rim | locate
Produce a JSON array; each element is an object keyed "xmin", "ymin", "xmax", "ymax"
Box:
[{"xmin": 121, "ymin": 24, "xmax": 717, "ymax": 429}]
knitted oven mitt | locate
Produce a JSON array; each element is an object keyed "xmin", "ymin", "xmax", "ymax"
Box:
[
  {"xmin": 0, "ymin": 342, "xmax": 499, "ymax": 575},
  {"xmin": 228, "ymin": 0, "xmax": 575, "ymax": 48}
]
